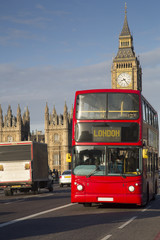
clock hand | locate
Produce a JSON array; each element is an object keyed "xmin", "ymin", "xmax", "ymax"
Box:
[{"xmin": 123, "ymin": 78, "xmax": 127, "ymax": 83}]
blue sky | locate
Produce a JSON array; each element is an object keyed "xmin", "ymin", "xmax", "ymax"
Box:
[{"xmin": 0, "ymin": 0, "xmax": 160, "ymax": 131}]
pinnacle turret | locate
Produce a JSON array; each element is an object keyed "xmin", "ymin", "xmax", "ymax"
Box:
[
  {"xmin": 64, "ymin": 101, "xmax": 67, "ymax": 115},
  {"xmin": 120, "ymin": 3, "xmax": 131, "ymax": 37},
  {"xmin": 45, "ymin": 102, "xmax": 49, "ymax": 114},
  {"xmin": 0, "ymin": 104, "xmax": 30, "ymax": 141}
]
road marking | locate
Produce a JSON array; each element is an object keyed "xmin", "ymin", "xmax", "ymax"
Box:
[
  {"xmin": 0, "ymin": 203, "xmax": 76, "ymax": 228},
  {"xmin": 118, "ymin": 216, "xmax": 137, "ymax": 229},
  {"xmin": 2, "ymin": 192, "xmax": 55, "ymax": 204},
  {"xmin": 4, "ymin": 199, "xmax": 23, "ymax": 205},
  {"xmin": 34, "ymin": 193, "xmax": 54, "ymax": 198},
  {"xmin": 100, "ymin": 235, "xmax": 112, "ymax": 240},
  {"xmin": 141, "ymin": 206, "xmax": 150, "ymax": 212}
]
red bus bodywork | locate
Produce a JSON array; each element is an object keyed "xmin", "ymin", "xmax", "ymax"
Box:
[{"xmin": 71, "ymin": 89, "xmax": 159, "ymax": 206}]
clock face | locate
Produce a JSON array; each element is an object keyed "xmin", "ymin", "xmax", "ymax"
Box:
[{"xmin": 117, "ymin": 73, "xmax": 131, "ymax": 87}]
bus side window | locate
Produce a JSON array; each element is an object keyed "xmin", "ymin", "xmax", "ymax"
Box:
[
  {"xmin": 148, "ymin": 108, "xmax": 151, "ymax": 125},
  {"xmin": 142, "ymin": 101, "xmax": 146, "ymax": 122},
  {"xmin": 151, "ymin": 153, "xmax": 153, "ymax": 172},
  {"xmin": 147, "ymin": 153, "xmax": 150, "ymax": 173},
  {"xmin": 146, "ymin": 105, "xmax": 149, "ymax": 124},
  {"xmin": 155, "ymin": 153, "xmax": 158, "ymax": 170},
  {"xmin": 152, "ymin": 153, "xmax": 155, "ymax": 172}
]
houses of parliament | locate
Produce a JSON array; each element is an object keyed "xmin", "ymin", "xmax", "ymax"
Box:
[{"xmin": 0, "ymin": 6, "xmax": 143, "ymax": 173}]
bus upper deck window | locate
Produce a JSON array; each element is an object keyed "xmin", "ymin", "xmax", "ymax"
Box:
[
  {"xmin": 76, "ymin": 94, "xmax": 106, "ymax": 120},
  {"xmin": 108, "ymin": 93, "xmax": 139, "ymax": 120}
]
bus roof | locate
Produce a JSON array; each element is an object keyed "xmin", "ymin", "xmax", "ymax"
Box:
[
  {"xmin": 74, "ymin": 89, "xmax": 158, "ymax": 115},
  {"xmin": 75, "ymin": 89, "xmax": 141, "ymax": 95}
]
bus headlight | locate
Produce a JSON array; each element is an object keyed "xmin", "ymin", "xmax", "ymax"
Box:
[
  {"xmin": 77, "ymin": 184, "xmax": 83, "ymax": 191},
  {"xmin": 129, "ymin": 185, "xmax": 135, "ymax": 192}
]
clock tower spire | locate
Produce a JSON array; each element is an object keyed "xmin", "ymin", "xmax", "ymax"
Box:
[{"xmin": 111, "ymin": 3, "xmax": 142, "ymax": 91}]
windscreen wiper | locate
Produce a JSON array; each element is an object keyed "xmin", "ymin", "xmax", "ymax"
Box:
[
  {"xmin": 120, "ymin": 169, "xmax": 126, "ymax": 178},
  {"xmin": 86, "ymin": 167, "xmax": 100, "ymax": 178},
  {"xmin": 121, "ymin": 173, "xmax": 126, "ymax": 178}
]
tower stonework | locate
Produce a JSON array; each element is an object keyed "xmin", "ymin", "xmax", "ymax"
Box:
[
  {"xmin": 45, "ymin": 102, "xmax": 73, "ymax": 174},
  {"xmin": 0, "ymin": 105, "xmax": 30, "ymax": 142},
  {"xmin": 111, "ymin": 4, "xmax": 142, "ymax": 91}
]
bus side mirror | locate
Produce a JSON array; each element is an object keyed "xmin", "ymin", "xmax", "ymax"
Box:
[
  {"xmin": 66, "ymin": 153, "xmax": 72, "ymax": 162},
  {"xmin": 143, "ymin": 149, "xmax": 148, "ymax": 158}
]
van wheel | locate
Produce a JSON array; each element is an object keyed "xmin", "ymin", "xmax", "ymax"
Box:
[
  {"xmin": 48, "ymin": 185, "xmax": 53, "ymax": 192},
  {"xmin": 33, "ymin": 183, "xmax": 40, "ymax": 194}
]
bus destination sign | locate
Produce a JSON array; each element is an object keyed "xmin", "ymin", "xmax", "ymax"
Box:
[{"xmin": 93, "ymin": 127, "xmax": 121, "ymax": 142}]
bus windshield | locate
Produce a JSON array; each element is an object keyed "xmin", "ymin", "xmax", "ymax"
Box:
[
  {"xmin": 72, "ymin": 146, "xmax": 142, "ymax": 177},
  {"xmin": 76, "ymin": 93, "xmax": 139, "ymax": 120}
]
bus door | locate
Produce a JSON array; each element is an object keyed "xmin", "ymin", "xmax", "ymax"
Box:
[
  {"xmin": 152, "ymin": 153, "xmax": 156, "ymax": 195},
  {"xmin": 107, "ymin": 148, "xmax": 127, "ymax": 202},
  {"xmin": 85, "ymin": 148, "xmax": 126, "ymax": 202}
]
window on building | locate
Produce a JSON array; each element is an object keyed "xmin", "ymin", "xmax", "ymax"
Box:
[
  {"xmin": 7, "ymin": 136, "xmax": 13, "ymax": 142},
  {"xmin": 53, "ymin": 154, "xmax": 59, "ymax": 165},
  {"xmin": 54, "ymin": 134, "xmax": 59, "ymax": 142}
]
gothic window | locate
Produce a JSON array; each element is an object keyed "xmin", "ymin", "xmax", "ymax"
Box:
[
  {"xmin": 54, "ymin": 134, "xmax": 59, "ymax": 142},
  {"xmin": 7, "ymin": 119, "xmax": 9, "ymax": 127},
  {"xmin": 121, "ymin": 41, "xmax": 129, "ymax": 46},
  {"xmin": 53, "ymin": 154, "xmax": 59, "ymax": 166},
  {"xmin": 8, "ymin": 136, "xmax": 13, "ymax": 142},
  {"xmin": 49, "ymin": 134, "xmax": 53, "ymax": 141}
]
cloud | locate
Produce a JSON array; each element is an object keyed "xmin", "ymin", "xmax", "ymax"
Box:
[
  {"xmin": 0, "ymin": 60, "xmax": 111, "ymax": 130},
  {"xmin": 0, "ymin": 29, "xmax": 46, "ymax": 46},
  {"xmin": 0, "ymin": 15, "xmax": 52, "ymax": 28},
  {"xmin": 35, "ymin": 4, "xmax": 70, "ymax": 16},
  {"xmin": 140, "ymin": 48, "xmax": 160, "ymax": 68},
  {"xmin": 36, "ymin": 4, "xmax": 45, "ymax": 10},
  {"xmin": 0, "ymin": 47, "xmax": 160, "ymax": 131},
  {"xmin": 139, "ymin": 49, "xmax": 160, "ymax": 112}
]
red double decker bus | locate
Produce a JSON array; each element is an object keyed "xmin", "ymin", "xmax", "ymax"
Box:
[{"xmin": 71, "ymin": 89, "xmax": 159, "ymax": 206}]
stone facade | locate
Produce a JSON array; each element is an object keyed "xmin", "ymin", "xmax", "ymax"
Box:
[
  {"xmin": 45, "ymin": 102, "xmax": 73, "ymax": 174},
  {"xmin": 0, "ymin": 104, "xmax": 30, "ymax": 142},
  {"xmin": 31, "ymin": 130, "xmax": 45, "ymax": 143}
]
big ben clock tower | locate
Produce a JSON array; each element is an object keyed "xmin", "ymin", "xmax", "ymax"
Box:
[{"xmin": 111, "ymin": 4, "xmax": 142, "ymax": 91}]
